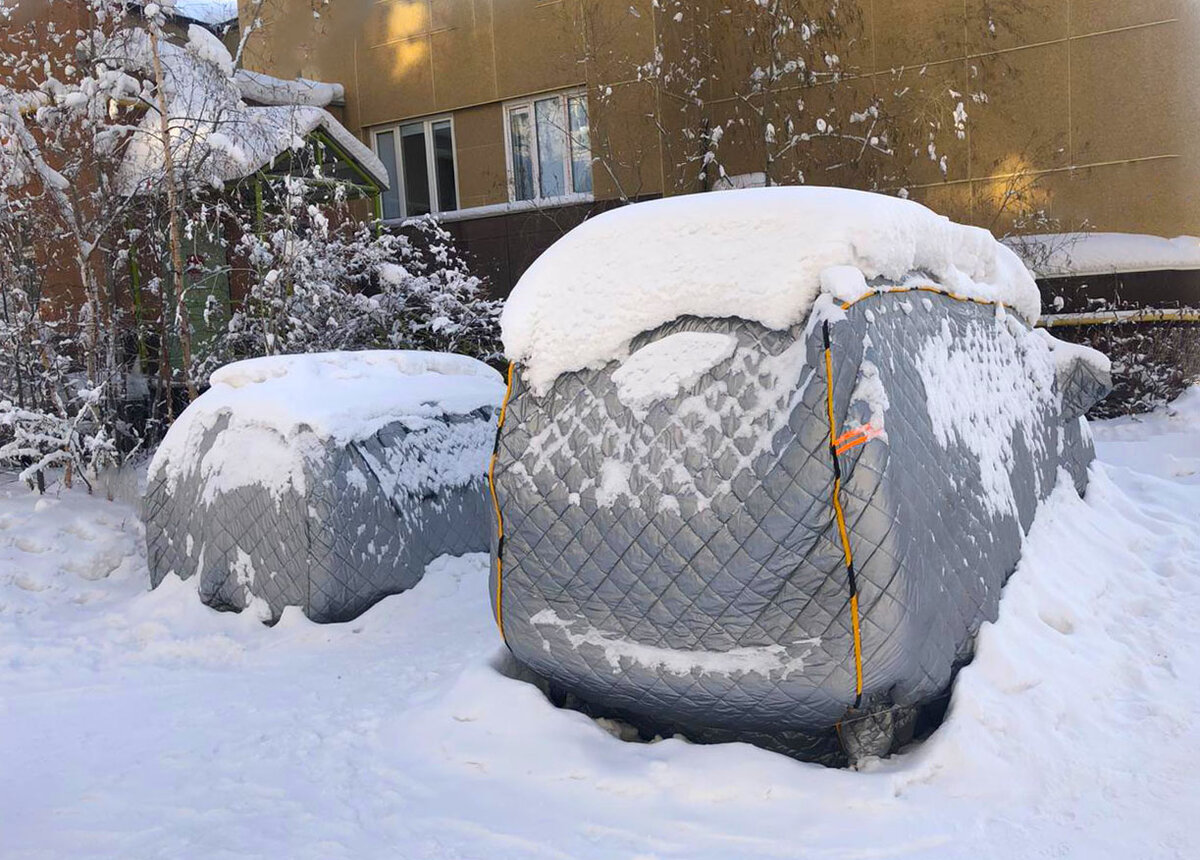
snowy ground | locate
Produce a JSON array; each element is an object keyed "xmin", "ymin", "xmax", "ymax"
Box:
[{"xmin": 1, "ymin": 392, "xmax": 1198, "ymax": 859}]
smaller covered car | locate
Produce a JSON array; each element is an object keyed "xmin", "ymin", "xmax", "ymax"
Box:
[
  {"xmin": 489, "ymin": 187, "xmax": 1111, "ymax": 762},
  {"xmin": 144, "ymin": 350, "xmax": 504, "ymax": 623}
]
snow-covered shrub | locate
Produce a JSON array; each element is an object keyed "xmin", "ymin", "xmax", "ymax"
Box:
[
  {"xmin": 1064, "ymin": 322, "xmax": 1200, "ymax": 418},
  {"xmin": 197, "ymin": 183, "xmax": 501, "ymax": 378},
  {"xmin": 0, "ymin": 265, "xmax": 122, "ymax": 491}
]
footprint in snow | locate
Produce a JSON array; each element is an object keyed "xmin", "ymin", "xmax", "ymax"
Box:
[
  {"xmin": 14, "ymin": 537, "xmax": 49, "ymax": 554},
  {"xmin": 59, "ymin": 523, "xmax": 98, "ymax": 542}
]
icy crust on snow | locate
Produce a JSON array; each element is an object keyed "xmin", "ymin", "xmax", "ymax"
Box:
[
  {"xmin": 147, "ymin": 351, "xmax": 504, "ymax": 503},
  {"xmin": 502, "ymin": 187, "xmax": 1040, "ymax": 394}
]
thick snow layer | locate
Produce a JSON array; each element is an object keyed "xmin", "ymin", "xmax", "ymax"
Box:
[
  {"xmin": 147, "ymin": 351, "xmax": 503, "ymax": 502},
  {"xmin": 503, "ymin": 187, "xmax": 1040, "ymax": 394},
  {"xmin": 1090, "ymin": 386, "xmax": 1200, "ymax": 484},
  {"xmin": 1, "ymin": 389, "xmax": 1198, "ymax": 858},
  {"xmin": 111, "ymin": 29, "xmax": 388, "ymax": 192},
  {"xmin": 234, "ymin": 69, "xmax": 345, "ymax": 107},
  {"xmin": 172, "ymin": 0, "xmax": 236, "ymax": 25},
  {"xmin": 186, "ymin": 23, "xmax": 232, "ymax": 77},
  {"xmin": 1010, "ymin": 232, "xmax": 1200, "ymax": 277}
]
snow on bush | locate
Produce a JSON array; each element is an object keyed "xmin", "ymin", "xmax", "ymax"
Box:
[
  {"xmin": 502, "ymin": 187, "xmax": 1040, "ymax": 394},
  {"xmin": 200, "ymin": 202, "xmax": 502, "ymax": 376}
]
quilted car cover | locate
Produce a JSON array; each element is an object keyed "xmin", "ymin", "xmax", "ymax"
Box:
[
  {"xmin": 489, "ymin": 288, "xmax": 1109, "ymax": 755},
  {"xmin": 145, "ymin": 411, "xmax": 497, "ymax": 624}
]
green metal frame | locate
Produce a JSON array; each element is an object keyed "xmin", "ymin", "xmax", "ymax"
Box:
[{"xmin": 251, "ymin": 127, "xmax": 387, "ymax": 232}]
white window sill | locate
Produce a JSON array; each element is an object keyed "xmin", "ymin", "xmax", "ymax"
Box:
[{"xmin": 383, "ymin": 193, "xmax": 596, "ymax": 227}]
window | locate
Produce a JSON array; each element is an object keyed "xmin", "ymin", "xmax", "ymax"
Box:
[
  {"xmin": 372, "ymin": 117, "xmax": 458, "ymax": 219},
  {"xmin": 505, "ymin": 90, "xmax": 592, "ymax": 203}
]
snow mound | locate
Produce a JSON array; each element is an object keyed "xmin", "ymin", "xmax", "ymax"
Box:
[
  {"xmin": 502, "ymin": 187, "xmax": 1039, "ymax": 394},
  {"xmin": 147, "ymin": 351, "xmax": 504, "ymax": 500}
]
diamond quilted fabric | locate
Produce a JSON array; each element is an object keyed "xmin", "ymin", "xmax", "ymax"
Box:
[
  {"xmin": 489, "ymin": 289, "xmax": 1110, "ymax": 753},
  {"xmin": 144, "ymin": 352, "xmax": 503, "ymax": 623}
]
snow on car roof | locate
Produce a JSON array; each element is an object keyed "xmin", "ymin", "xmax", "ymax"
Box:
[
  {"xmin": 147, "ymin": 350, "xmax": 504, "ymax": 503},
  {"xmin": 200, "ymin": 350, "xmax": 505, "ymax": 442},
  {"xmin": 501, "ymin": 186, "xmax": 1040, "ymax": 394}
]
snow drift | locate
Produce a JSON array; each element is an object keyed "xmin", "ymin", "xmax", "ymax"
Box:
[
  {"xmin": 489, "ymin": 188, "xmax": 1111, "ymax": 761},
  {"xmin": 144, "ymin": 351, "xmax": 504, "ymax": 623}
]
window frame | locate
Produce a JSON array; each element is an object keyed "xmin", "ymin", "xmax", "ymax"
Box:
[
  {"xmin": 503, "ymin": 88, "xmax": 593, "ymax": 205},
  {"xmin": 371, "ymin": 114, "xmax": 460, "ymax": 219}
]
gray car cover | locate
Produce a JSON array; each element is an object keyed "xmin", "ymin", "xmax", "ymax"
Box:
[
  {"xmin": 489, "ymin": 287, "xmax": 1110, "ymax": 758},
  {"xmin": 144, "ymin": 351, "xmax": 503, "ymax": 623}
]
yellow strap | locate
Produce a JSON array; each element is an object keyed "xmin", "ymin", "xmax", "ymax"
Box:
[
  {"xmin": 488, "ymin": 362, "xmax": 517, "ymax": 641},
  {"xmin": 850, "ymin": 594, "xmax": 864, "ymax": 697},
  {"xmin": 823, "ymin": 342, "xmax": 864, "ymax": 700},
  {"xmin": 841, "ymin": 283, "xmax": 1006, "ymax": 313}
]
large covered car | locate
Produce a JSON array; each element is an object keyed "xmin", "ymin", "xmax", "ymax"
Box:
[
  {"xmin": 145, "ymin": 351, "xmax": 504, "ymax": 623},
  {"xmin": 488, "ymin": 187, "xmax": 1111, "ymax": 761}
]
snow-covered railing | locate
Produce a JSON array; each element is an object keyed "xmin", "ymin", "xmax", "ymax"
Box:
[{"xmin": 1039, "ymin": 308, "xmax": 1200, "ymax": 327}]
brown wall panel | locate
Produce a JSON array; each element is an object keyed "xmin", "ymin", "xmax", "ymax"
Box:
[
  {"xmin": 909, "ymin": 181, "xmax": 973, "ymax": 225},
  {"xmin": 491, "ymin": 0, "xmax": 583, "ymax": 98},
  {"xmin": 888, "ymin": 61, "xmax": 971, "ymax": 187},
  {"xmin": 232, "ymin": 0, "xmax": 1200, "ymax": 274},
  {"xmin": 1027, "ymin": 156, "xmax": 1196, "ymax": 236},
  {"xmin": 964, "ymin": 0, "xmax": 1068, "ymax": 54},
  {"xmin": 1070, "ymin": 0, "xmax": 1180, "ymax": 37},
  {"xmin": 970, "ymin": 42, "xmax": 1070, "ymax": 176},
  {"xmin": 453, "ymin": 102, "xmax": 510, "ymax": 208},
  {"xmin": 874, "ymin": 0, "xmax": 964, "ymax": 68},
  {"xmin": 589, "ymin": 80, "xmax": 664, "ymax": 199},
  {"xmin": 429, "ymin": 3, "xmax": 499, "ymax": 111},
  {"xmin": 1070, "ymin": 23, "xmax": 1180, "ymax": 165}
]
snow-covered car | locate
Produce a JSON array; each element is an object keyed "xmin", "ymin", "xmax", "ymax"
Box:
[
  {"xmin": 488, "ymin": 187, "xmax": 1111, "ymax": 762},
  {"xmin": 144, "ymin": 351, "xmax": 504, "ymax": 623}
]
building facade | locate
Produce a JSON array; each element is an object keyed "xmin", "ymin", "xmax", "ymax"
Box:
[{"xmin": 239, "ymin": 0, "xmax": 1200, "ymax": 294}]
